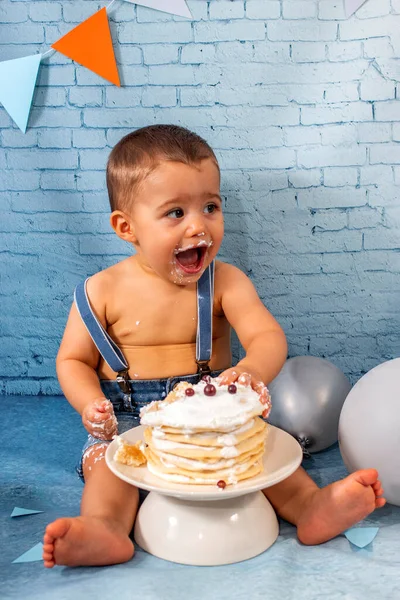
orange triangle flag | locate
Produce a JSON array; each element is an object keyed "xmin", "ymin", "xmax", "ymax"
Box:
[{"xmin": 52, "ymin": 8, "xmax": 120, "ymax": 86}]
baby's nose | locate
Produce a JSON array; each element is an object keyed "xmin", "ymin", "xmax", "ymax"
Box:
[{"xmin": 186, "ymin": 214, "xmax": 206, "ymax": 237}]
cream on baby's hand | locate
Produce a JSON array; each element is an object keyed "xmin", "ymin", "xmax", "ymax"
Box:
[
  {"xmin": 82, "ymin": 399, "xmax": 118, "ymax": 440},
  {"xmin": 218, "ymin": 368, "xmax": 272, "ymax": 419}
]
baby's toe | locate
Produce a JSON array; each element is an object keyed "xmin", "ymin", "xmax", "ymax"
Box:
[
  {"xmin": 372, "ymin": 480, "xmax": 384, "ymax": 496},
  {"xmin": 43, "ymin": 532, "xmax": 55, "ymax": 545},
  {"xmin": 43, "ymin": 542, "xmax": 53, "ymax": 553},
  {"xmin": 43, "ymin": 559, "xmax": 55, "ymax": 568}
]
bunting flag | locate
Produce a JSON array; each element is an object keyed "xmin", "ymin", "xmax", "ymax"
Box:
[
  {"xmin": 344, "ymin": 0, "xmax": 369, "ymax": 17},
  {"xmin": 12, "ymin": 542, "xmax": 43, "ymax": 564},
  {"xmin": 125, "ymin": 0, "xmax": 192, "ymax": 18},
  {"xmin": 0, "ymin": 53, "xmax": 41, "ymax": 132},
  {"xmin": 344, "ymin": 527, "xmax": 379, "ymax": 549},
  {"xmin": 52, "ymin": 7, "xmax": 120, "ymax": 86},
  {"xmin": 10, "ymin": 507, "xmax": 44, "ymax": 517}
]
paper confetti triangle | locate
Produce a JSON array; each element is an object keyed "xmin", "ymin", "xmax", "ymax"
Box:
[
  {"xmin": 344, "ymin": 0, "xmax": 369, "ymax": 17},
  {"xmin": 0, "ymin": 53, "xmax": 42, "ymax": 133},
  {"xmin": 11, "ymin": 507, "xmax": 44, "ymax": 517},
  {"xmin": 344, "ymin": 527, "xmax": 379, "ymax": 548},
  {"xmin": 13, "ymin": 542, "xmax": 43, "ymax": 564},
  {"xmin": 52, "ymin": 7, "xmax": 120, "ymax": 86},
  {"xmin": 123, "ymin": 0, "xmax": 192, "ymax": 19}
]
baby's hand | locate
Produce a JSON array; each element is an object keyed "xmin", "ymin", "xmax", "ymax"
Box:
[
  {"xmin": 82, "ymin": 399, "xmax": 118, "ymax": 440},
  {"xmin": 218, "ymin": 367, "xmax": 272, "ymax": 419}
]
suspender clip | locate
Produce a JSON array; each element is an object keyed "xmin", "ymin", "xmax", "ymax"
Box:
[
  {"xmin": 116, "ymin": 369, "xmax": 132, "ymax": 394},
  {"xmin": 196, "ymin": 360, "xmax": 211, "ymax": 379}
]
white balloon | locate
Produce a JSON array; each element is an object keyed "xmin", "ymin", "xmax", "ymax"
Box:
[
  {"xmin": 268, "ymin": 356, "xmax": 352, "ymax": 453},
  {"xmin": 339, "ymin": 357, "xmax": 400, "ymax": 506}
]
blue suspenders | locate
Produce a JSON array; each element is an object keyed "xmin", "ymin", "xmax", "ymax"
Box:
[
  {"xmin": 74, "ymin": 262, "xmax": 215, "ymax": 400},
  {"xmin": 195, "ymin": 261, "xmax": 214, "ymax": 378}
]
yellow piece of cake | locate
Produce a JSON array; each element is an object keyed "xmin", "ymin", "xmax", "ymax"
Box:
[{"xmin": 113, "ymin": 437, "xmax": 147, "ymax": 467}]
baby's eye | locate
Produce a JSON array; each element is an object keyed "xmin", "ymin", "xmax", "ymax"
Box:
[
  {"xmin": 167, "ymin": 208, "xmax": 184, "ymax": 219},
  {"xmin": 204, "ymin": 203, "xmax": 217, "ymax": 214}
]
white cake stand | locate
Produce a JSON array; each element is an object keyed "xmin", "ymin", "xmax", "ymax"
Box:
[{"xmin": 106, "ymin": 425, "xmax": 302, "ymax": 566}]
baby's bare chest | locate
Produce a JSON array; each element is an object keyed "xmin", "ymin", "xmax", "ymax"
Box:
[{"xmin": 106, "ymin": 293, "xmax": 226, "ymax": 347}]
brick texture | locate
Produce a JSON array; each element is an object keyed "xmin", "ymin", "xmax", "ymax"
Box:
[{"xmin": 1, "ymin": 0, "xmax": 400, "ymax": 394}]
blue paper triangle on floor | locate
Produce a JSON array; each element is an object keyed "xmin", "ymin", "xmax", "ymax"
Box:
[
  {"xmin": 11, "ymin": 507, "xmax": 44, "ymax": 517},
  {"xmin": 12, "ymin": 542, "xmax": 43, "ymax": 564},
  {"xmin": 344, "ymin": 527, "xmax": 379, "ymax": 548}
]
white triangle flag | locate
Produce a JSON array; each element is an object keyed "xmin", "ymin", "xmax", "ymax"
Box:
[
  {"xmin": 123, "ymin": 0, "xmax": 192, "ymax": 18},
  {"xmin": 0, "ymin": 53, "xmax": 42, "ymax": 133},
  {"xmin": 344, "ymin": 0, "xmax": 368, "ymax": 17}
]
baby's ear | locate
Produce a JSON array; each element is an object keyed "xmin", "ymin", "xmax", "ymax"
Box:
[{"xmin": 110, "ymin": 211, "xmax": 138, "ymax": 244}]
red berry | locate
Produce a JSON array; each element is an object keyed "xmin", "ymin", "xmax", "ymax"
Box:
[
  {"xmin": 204, "ymin": 384, "xmax": 216, "ymax": 396},
  {"xmin": 201, "ymin": 375, "xmax": 211, "ymax": 383},
  {"xmin": 217, "ymin": 480, "xmax": 226, "ymax": 489},
  {"xmin": 228, "ymin": 384, "xmax": 237, "ymax": 394},
  {"xmin": 185, "ymin": 388, "xmax": 195, "ymax": 396}
]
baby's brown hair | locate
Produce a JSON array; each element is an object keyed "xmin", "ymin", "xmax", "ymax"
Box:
[{"xmin": 106, "ymin": 124, "xmax": 218, "ymax": 212}]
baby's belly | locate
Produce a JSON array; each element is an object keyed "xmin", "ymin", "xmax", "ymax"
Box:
[{"xmin": 97, "ymin": 337, "xmax": 232, "ymax": 380}]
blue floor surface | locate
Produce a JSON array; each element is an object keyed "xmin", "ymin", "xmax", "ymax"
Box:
[{"xmin": 1, "ymin": 396, "xmax": 400, "ymax": 600}]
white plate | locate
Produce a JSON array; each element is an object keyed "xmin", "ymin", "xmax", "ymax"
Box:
[{"xmin": 106, "ymin": 424, "xmax": 303, "ymax": 501}]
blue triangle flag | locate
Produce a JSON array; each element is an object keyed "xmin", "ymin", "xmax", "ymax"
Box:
[
  {"xmin": 12, "ymin": 542, "xmax": 43, "ymax": 564},
  {"xmin": 11, "ymin": 507, "xmax": 44, "ymax": 518},
  {"xmin": 344, "ymin": 527, "xmax": 379, "ymax": 548},
  {"xmin": 0, "ymin": 53, "xmax": 42, "ymax": 133}
]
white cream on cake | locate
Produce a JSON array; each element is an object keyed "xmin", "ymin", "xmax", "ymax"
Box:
[{"xmin": 140, "ymin": 379, "xmax": 265, "ymax": 431}]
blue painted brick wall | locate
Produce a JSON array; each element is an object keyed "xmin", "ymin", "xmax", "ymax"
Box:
[{"xmin": 1, "ymin": 0, "xmax": 400, "ymax": 395}]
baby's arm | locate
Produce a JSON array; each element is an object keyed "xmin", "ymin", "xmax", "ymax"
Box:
[
  {"xmin": 56, "ymin": 275, "xmax": 117, "ymax": 439},
  {"xmin": 217, "ymin": 262, "xmax": 288, "ymax": 389}
]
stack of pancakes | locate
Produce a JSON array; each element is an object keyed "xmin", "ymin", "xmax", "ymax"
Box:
[{"xmin": 139, "ymin": 378, "xmax": 270, "ymax": 486}]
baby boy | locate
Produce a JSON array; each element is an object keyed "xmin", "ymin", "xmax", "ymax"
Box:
[{"xmin": 43, "ymin": 125, "xmax": 385, "ymax": 568}]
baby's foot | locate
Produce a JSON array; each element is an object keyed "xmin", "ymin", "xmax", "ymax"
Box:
[
  {"xmin": 297, "ymin": 469, "xmax": 385, "ymax": 545},
  {"xmin": 42, "ymin": 516, "xmax": 134, "ymax": 568}
]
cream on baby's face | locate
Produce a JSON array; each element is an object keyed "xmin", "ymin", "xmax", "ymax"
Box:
[{"xmin": 128, "ymin": 158, "xmax": 223, "ymax": 285}]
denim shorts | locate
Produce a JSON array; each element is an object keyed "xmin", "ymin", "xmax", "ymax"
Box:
[{"xmin": 76, "ymin": 370, "xmax": 223, "ymax": 482}]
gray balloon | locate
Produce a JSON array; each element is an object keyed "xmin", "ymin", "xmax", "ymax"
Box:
[
  {"xmin": 268, "ymin": 356, "xmax": 352, "ymax": 453},
  {"xmin": 339, "ymin": 357, "xmax": 400, "ymax": 506}
]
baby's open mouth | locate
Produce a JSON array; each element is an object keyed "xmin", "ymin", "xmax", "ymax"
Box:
[{"xmin": 175, "ymin": 246, "xmax": 207, "ymax": 274}]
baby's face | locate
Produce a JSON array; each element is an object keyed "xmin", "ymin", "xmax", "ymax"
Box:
[{"xmin": 129, "ymin": 158, "xmax": 223, "ymax": 285}]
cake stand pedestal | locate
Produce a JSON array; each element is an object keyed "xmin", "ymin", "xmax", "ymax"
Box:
[{"xmin": 106, "ymin": 425, "xmax": 302, "ymax": 566}]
